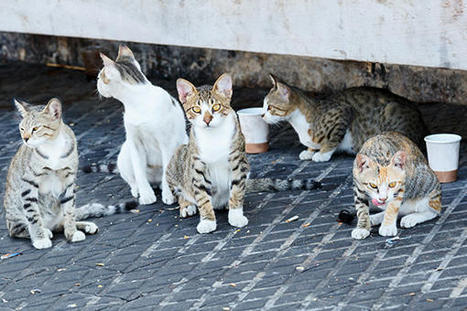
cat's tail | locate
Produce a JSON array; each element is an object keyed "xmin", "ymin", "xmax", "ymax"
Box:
[
  {"xmin": 75, "ymin": 201, "xmax": 138, "ymax": 220},
  {"xmin": 81, "ymin": 162, "xmax": 119, "ymax": 174},
  {"xmin": 246, "ymin": 178, "xmax": 322, "ymax": 193}
]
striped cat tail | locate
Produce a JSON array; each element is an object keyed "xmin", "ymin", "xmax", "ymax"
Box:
[
  {"xmin": 75, "ymin": 201, "xmax": 138, "ymax": 220},
  {"xmin": 81, "ymin": 162, "xmax": 119, "ymax": 174},
  {"xmin": 246, "ymin": 178, "xmax": 321, "ymax": 193}
]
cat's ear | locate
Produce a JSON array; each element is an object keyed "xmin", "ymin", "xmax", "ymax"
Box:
[
  {"xmin": 13, "ymin": 98, "xmax": 30, "ymax": 117},
  {"xmin": 390, "ymin": 151, "xmax": 407, "ymax": 170},
  {"xmin": 43, "ymin": 98, "xmax": 62, "ymax": 120},
  {"xmin": 276, "ymin": 82, "xmax": 290, "ymax": 101},
  {"xmin": 176, "ymin": 78, "xmax": 197, "ymax": 104},
  {"xmin": 100, "ymin": 52, "xmax": 115, "ymax": 67},
  {"xmin": 269, "ymin": 73, "xmax": 279, "ymax": 88},
  {"xmin": 356, "ymin": 154, "xmax": 373, "ymax": 173},
  {"xmin": 213, "ymin": 73, "xmax": 233, "ymax": 99},
  {"xmin": 116, "ymin": 45, "xmax": 135, "ymax": 61}
]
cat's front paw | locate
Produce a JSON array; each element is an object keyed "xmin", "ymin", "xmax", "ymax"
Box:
[
  {"xmin": 312, "ymin": 152, "xmax": 332, "ymax": 162},
  {"xmin": 139, "ymin": 189, "xmax": 157, "ymax": 205},
  {"xmin": 299, "ymin": 150, "xmax": 315, "ymax": 160},
  {"xmin": 351, "ymin": 228, "xmax": 370, "ymax": 240},
  {"xmin": 162, "ymin": 190, "xmax": 176, "ymax": 205},
  {"xmin": 197, "ymin": 219, "xmax": 217, "ymax": 234},
  {"xmin": 180, "ymin": 205, "xmax": 197, "ymax": 218},
  {"xmin": 228, "ymin": 208, "xmax": 248, "ymax": 228},
  {"xmin": 130, "ymin": 186, "xmax": 139, "ymax": 198},
  {"xmin": 379, "ymin": 224, "xmax": 398, "ymax": 237},
  {"xmin": 70, "ymin": 230, "xmax": 86, "ymax": 242},
  {"xmin": 32, "ymin": 238, "xmax": 52, "ymax": 249}
]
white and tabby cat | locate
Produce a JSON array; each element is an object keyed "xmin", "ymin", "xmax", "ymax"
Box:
[
  {"xmin": 167, "ymin": 74, "xmax": 321, "ymax": 234},
  {"xmin": 4, "ymin": 99, "xmax": 98, "ymax": 249},
  {"xmin": 263, "ymin": 74, "xmax": 427, "ymax": 162},
  {"xmin": 351, "ymin": 132, "xmax": 441, "ymax": 239},
  {"xmin": 97, "ymin": 45, "xmax": 188, "ymax": 205}
]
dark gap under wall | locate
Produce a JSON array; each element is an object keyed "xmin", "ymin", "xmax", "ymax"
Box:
[{"xmin": 1, "ymin": 32, "xmax": 466, "ymax": 106}]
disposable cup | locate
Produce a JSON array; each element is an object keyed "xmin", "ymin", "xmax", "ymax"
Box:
[
  {"xmin": 237, "ymin": 108, "xmax": 269, "ymax": 154},
  {"xmin": 424, "ymin": 133, "xmax": 462, "ymax": 183}
]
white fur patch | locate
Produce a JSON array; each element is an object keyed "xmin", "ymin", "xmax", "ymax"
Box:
[
  {"xmin": 228, "ymin": 208, "xmax": 248, "ymax": 228},
  {"xmin": 197, "ymin": 219, "xmax": 217, "ymax": 234},
  {"xmin": 299, "ymin": 149, "xmax": 315, "ymax": 160},
  {"xmin": 312, "ymin": 149, "xmax": 335, "ymax": 162},
  {"xmin": 288, "ymin": 109, "xmax": 320, "ymax": 148},
  {"xmin": 180, "ymin": 205, "xmax": 197, "ymax": 218},
  {"xmin": 196, "ymin": 112, "xmax": 236, "ymax": 209},
  {"xmin": 351, "ymin": 228, "xmax": 370, "ymax": 240},
  {"xmin": 337, "ymin": 130, "xmax": 354, "ymax": 154},
  {"xmin": 32, "ymin": 238, "xmax": 52, "ymax": 249},
  {"xmin": 400, "ymin": 212, "xmax": 437, "ymax": 228},
  {"xmin": 370, "ymin": 212, "xmax": 385, "ymax": 226},
  {"xmin": 379, "ymin": 224, "xmax": 398, "ymax": 237},
  {"xmin": 71, "ymin": 230, "xmax": 86, "ymax": 242}
]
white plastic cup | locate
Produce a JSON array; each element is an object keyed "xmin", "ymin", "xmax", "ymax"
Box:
[
  {"xmin": 237, "ymin": 108, "xmax": 269, "ymax": 154},
  {"xmin": 424, "ymin": 133, "xmax": 462, "ymax": 183}
]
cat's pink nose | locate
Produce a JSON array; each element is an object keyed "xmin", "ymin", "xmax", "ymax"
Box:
[{"xmin": 379, "ymin": 198, "xmax": 387, "ymax": 203}]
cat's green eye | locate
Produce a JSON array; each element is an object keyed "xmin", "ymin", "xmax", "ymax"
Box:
[
  {"xmin": 369, "ymin": 183, "xmax": 378, "ymax": 189},
  {"xmin": 212, "ymin": 104, "xmax": 221, "ymax": 112},
  {"xmin": 192, "ymin": 106, "xmax": 201, "ymax": 113},
  {"xmin": 20, "ymin": 127, "xmax": 24, "ymax": 132},
  {"xmin": 388, "ymin": 182, "xmax": 396, "ymax": 188},
  {"xmin": 32, "ymin": 127, "xmax": 39, "ymax": 132}
]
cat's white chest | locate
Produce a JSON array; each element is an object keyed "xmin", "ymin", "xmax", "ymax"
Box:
[
  {"xmin": 196, "ymin": 113, "xmax": 235, "ymax": 164},
  {"xmin": 196, "ymin": 113, "xmax": 236, "ymax": 208},
  {"xmin": 39, "ymin": 173, "xmax": 64, "ymax": 198},
  {"xmin": 288, "ymin": 110, "xmax": 319, "ymax": 148}
]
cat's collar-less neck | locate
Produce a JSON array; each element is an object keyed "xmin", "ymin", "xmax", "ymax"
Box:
[
  {"xmin": 112, "ymin": 83, "xmax": 153, "ymax": 106},
  {"xmin": 34, "ymin": 125, "xmax": 73, "ymax": 160}
]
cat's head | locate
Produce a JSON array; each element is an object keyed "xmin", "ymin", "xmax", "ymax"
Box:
[
  {"xmin": 354, "ymin": 151, "xmax": 407, "ymax": 207},
  {"xmin": 97, "ymin": 45, "xmax": 147, "ymax": 98},
  {"xmin": 176, "ymin": 73, "xmax": 233, "ymax": 129},
  {"xmin": 14, "ymin": 98, "xmax": 63, "ymax": 147},
  {"xmin": 262, "ymin": 74, "xmax": 294, "ymax": 124}
]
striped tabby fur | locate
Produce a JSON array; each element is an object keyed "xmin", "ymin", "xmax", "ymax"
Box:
[
  {"xmin": 4, "ymin": 99, "xmax": 98, "ymax": 249},
  {"xmin": 351, "ymin": 132, "xmax": 441, "ymax": 239},
  {"xmin": 167, "ymin": 74, "xmax": 321, "ymax": 234},
  {"xmin": 3, "ymin": 99, "xmax": 138, "ymax": 249},
  {"xmin": 263, "ymin": 74, "xmax": 427, "ymax": 162}
]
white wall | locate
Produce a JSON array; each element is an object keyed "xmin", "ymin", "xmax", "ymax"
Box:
[{"xmin": 0, "ymin": 0, "xmax": 466, "ymax": 70}]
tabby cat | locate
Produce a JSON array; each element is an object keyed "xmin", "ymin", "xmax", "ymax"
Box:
[
  {"xmin": 4, "ymin": 99, "xmax": 105, "ymax": 249},
  {"xmin": 262, "ymin": 74, "xmax": 427, "ymax": 162},
  {"xmin": 97, "ymin": 45, "xmax": 187, "ymax": 205},
  {"xmin": 351, "ymin": 132, "xmax": 441, "ymax": 239},
  {"xmin": 167, "ymin": 74, "xmax": 321, "ymax": 233}
]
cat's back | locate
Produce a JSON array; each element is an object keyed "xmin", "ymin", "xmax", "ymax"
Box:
[{"xmin": 334, "ymin": 87, "xmax": 426, "ymax": 149}]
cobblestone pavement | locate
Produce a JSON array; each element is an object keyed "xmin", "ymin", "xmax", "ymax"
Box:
[{"xmin": 0, "ymin": 63, "xmax": 466, "ymax": 311}]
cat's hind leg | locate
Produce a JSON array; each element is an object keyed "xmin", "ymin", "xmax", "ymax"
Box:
[
  {"xmin": 400, "ymin": 196, "xmax": 438, "ymax": 228},
  {"xmin": 118, "ymin": 141, "xmax": 139, "ymax": 198},
  {"xmin": 178, "ymin": 196, "xmax": 197, "ymax": 218}
]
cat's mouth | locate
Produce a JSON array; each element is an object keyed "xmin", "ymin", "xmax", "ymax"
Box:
[{"xmin": 371, "ymin": 198, "xmax": 387, "ymax": 207}]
